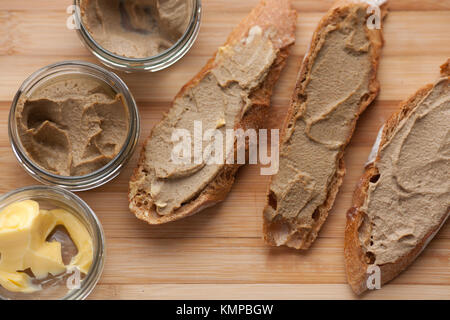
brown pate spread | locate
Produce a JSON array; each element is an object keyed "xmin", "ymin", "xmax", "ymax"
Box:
[
  {"xmin": 265, "ymin": 6, "xmax": 374, "ymax": 242},
  {"xmin": 16, "ymin": 76, "xmax": 129, "ymax": 176},
  {"xmin": 131, "ymin": 26, "xmax": 278, "ymax": 215},
  {"xmin": 81, "ymin": 0, "xmax": 193, "ymax": 58},
  {"xmin": 359, "ymin": 77, "xmax": 450, "ymax": 265}
]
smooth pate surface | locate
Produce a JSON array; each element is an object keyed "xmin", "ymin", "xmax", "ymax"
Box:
[
  {"xmin": 265, "ymin": 5, "xmax": 373, "ymax": 245},
  {"xmin": 132, "ymin": 26, "xmax": 278, "ymax": 215},
  {"xmin": 81, "ymin": 0, "xmax": 192, "ymax": 58},
  {"xmin": 360, "ymin": 77, "xmax": 450, "ymax": 265}
]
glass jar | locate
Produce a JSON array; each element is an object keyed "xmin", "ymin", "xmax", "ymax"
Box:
[
  {"xmin": 9, "ymin": 61, "xmax": 140, "ymax": 191},
  {"xmin": 74, "ymin": 0, "xmax": 202, "ymax": 72},
  {"xmin": 0, "ymin": 185, "xmax": 105, "ymax": 300}
]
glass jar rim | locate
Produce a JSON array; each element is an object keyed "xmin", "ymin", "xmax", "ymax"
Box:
[
  {"xmin": 73, "ymin": 0, "xmax": 202, "ymax": 72},
  {"xmin": 9, "ymin": 60, "xmax": 140, "ymax": 191},
  {"xmin": 0, "ymin": 185, "xmax": 106, "ymax": 300}
]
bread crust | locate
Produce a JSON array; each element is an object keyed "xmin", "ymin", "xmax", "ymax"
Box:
[
  {"xmin": 263, "ymin": 0, "xmax": 387, "ymax": 249},
  {"xmin": 345, "ymin": 59, "xmax": 450, "ymax": 295},
  {"xmin": 128, "ymin": 0, "xmax": 296, "ymax": 225}
]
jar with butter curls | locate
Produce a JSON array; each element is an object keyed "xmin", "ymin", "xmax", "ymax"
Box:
[
  {"xmin": 74, "ymin": 0, "xmax": 202, "ymax": 72},
  {"xmin": 0, "ymin": 186, "xmax": 105, "ymax": 300},
  {"xmin": 9, "ymin": 61, "xmax": 140, "ymax": 191}
]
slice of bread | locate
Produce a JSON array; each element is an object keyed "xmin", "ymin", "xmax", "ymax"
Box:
[
  {"xmin": 263, "ymin": 0, "xmax": 387, "ymax": 249},
  {"xmin": 345, "ymin": 59, "xmax": 450, "ymax": 295},
  {"xmin": 129, "ymin": 0, "xmax": 296, "ymax": 224}
]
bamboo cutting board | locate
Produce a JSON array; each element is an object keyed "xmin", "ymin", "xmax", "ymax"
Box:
[{"xmin": 0, "ymin": 0, "xmax": 449, "ymax": 300}]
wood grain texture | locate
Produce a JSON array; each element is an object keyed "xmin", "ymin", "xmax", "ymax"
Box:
[{"xmin": 0, "ymin": 0, "xmax": 449, "ymax": 300}]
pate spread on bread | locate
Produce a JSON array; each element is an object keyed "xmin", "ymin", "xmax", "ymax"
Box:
[
  {"xmin": 263, "ymin": 0, "xmax": 387, "ymax": 249},
  {"xmin": 129, "ymin": 0, "xmax": 296, "ymax": 224},
  {"xmin": 345, "ymin": 59, "xmax": 449, "ymax": 295}
]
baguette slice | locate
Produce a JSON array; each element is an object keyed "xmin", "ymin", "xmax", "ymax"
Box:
[
  {"xmin": 345, "ymin": 59, "xmax": 450, "ymax": 295},
  {"xmin": 129, "ymin": 0, "xmax": 296, "ymax": 224},
  {"xmin": 263, "ymin": 0, "xmax": 387, "ymax": 249}
]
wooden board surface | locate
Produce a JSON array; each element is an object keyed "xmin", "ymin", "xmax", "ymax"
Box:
[{"xmin": 0, "ymin": 0, "xmax": 449, "ymax": 300}]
